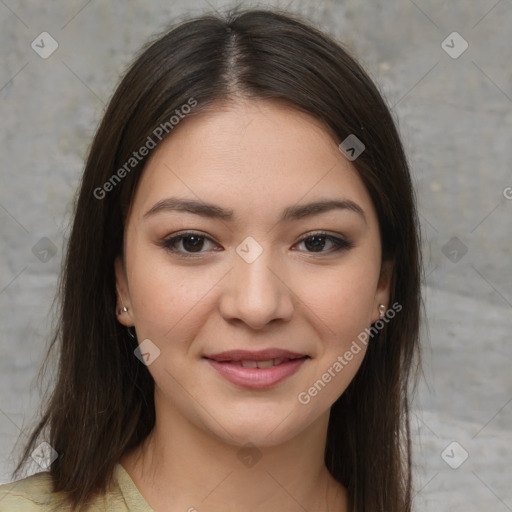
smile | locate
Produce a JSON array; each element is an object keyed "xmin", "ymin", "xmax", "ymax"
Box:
[
  {"xmin": 227, "ymin": 357, "xmax": 293, "ymax": 368},
  {"xmin": 204, "ymin": 351, "xmax": 309, "ymax": 389}
]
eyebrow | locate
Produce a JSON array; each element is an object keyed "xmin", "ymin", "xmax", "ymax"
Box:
[{"xmin": 143, "ymin": 197, "xmax": 366, "ymax": 224}]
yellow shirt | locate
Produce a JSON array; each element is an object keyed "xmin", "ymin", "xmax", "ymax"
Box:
[{"xmin": 0, "ymin": 463, "xmax": 154, "ymax": 511}]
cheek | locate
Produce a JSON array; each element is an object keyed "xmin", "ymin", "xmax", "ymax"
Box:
[
  {"xmin": 132, "ymin": 279, "xmax": 211, "ymax": 342},
  {"xmin": 121, "ymin": 229, "xmax": 218, "ymax": 408},
  {"xmin": 297, "ymin": 259, "xmax": 380, "ymax": 339},
  {"xmin": 294, "ymin": 265, "xmax": 377, "ymax": 410},
  {"xmin": 125, "ymin": 241, "xmax": 218, "ymax": 341}
]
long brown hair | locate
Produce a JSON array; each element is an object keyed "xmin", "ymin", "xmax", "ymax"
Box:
[{"xmin": 14, "ymin": 7, "xmax": 422, "ymax": 511}]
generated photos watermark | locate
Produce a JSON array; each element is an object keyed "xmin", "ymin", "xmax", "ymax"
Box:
[
  {"xmin": 297, "ymin": 301, "xmax": 402, "ymax": 405},
  {"xmin": 30, "ymin": 441, "xmax": 58, "ymax": 470},
  {"xmin": 93, "ymin": 97, "xmax": 198, "ymax": 200},
  {"xmin": 338, "ymin": 134, "xmax": 365, "ymax": 161}
]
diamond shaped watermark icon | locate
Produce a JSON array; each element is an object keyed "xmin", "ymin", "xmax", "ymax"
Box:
[
  {"xmin": 338, "ymin": 134, "xmax": 365, "ymax": 161},
  {"xmin": 32, "ymin": 237, "xmax": 58, "ymax": 263},
  {"xmin": 31, "ymin": 442, "xmax": 58, "ymax": 470},
  {"xmin": 237, "ymin": 442, "xmax": 262, "ymax": 468},
  {"xmin": 441, "ymin": 32, "xmax": 468, "ymax": 59},
  {"xmin": 236, "ymin": 236, "xmax": 263, "ymax": 264},
  {"xmin": 134, "ymin": 338, "xmax": 161, "ymax": 366},
  {"xmin": 441, "ymin": 236, "xmax": 468, "ymax": 263},
  {"xmin": 441, "ymin": 441, "xmax": 469, "ymax": 469},
  {"xmin": 31, "ymin": 32, "xmax": 59, "ymax": 59}
]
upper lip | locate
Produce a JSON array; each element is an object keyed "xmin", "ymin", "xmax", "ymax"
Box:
[{"xmin": 203, "ymin": 349, "xmax": 308, "ymax": 362}]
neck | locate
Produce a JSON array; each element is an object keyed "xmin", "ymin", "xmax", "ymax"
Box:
[{"xmin": 121, "ymin": 391, "xmax": 347, "ymax": 512}]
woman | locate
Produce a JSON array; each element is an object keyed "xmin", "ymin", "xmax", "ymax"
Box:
[{"xmin": 0, "ymin": 7, "xmax": 422, "ymax": 512}]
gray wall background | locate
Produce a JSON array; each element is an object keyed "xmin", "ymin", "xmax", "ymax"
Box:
[{"xmin": 1, "ymin": 0, "xmax": 511, "ymax": 510}]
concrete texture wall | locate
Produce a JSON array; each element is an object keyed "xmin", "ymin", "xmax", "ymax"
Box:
[{"xmin": 1, "ymin": 1, "xmax": 511, "ymax": 510}]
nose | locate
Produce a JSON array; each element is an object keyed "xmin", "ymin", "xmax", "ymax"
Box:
[{"xmin": 218, "ymin": 243, "xmax": 295, "ymax": 330}]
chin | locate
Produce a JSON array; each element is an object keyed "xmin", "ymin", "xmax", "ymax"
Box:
[{"xmin": 204, "ymin": 408, "xmax": 320, "ymax": 449}]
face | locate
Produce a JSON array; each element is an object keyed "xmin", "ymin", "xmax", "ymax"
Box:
[{"xmin": 115, "ymin": 99, "xmax": 392, "ymax": 448}]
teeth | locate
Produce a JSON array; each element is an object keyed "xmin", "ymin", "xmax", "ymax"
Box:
[
  {"xmin": 235, "ymin": 358, "xmax": 291, "ymax": 368},
  {"xmin": 256, "ymin": 359, "xmax": 274, "ymax": 368}
]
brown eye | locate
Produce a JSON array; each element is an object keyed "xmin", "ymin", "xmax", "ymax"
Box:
[
  {"xmin": 159, "ymin": 232, "xmax": 218, "ymax": 256},
  {"xmin": 179, "ymin": 235, "xmax": 205, "ymax": 252},
  {"xmin": 294, "ymin": 232, "xmax": 353, "ymax": 254}
]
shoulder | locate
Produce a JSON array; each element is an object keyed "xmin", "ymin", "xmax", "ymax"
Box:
[
  {"xmin": 0, "ymin": 471, "xmax": 69, "ymax": 511},
  {"xmin": 0, "ymin": 465, "xmax": 152, "ymax": 512}
]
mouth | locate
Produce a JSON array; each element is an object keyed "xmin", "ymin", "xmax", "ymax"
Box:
[
  {"xmin": 216, "ymin": 357, "xmax": 302, "ymax": 368},
  {"xmin": 203, "ymin": 349, "xmax": 310, "ymax": 389}
]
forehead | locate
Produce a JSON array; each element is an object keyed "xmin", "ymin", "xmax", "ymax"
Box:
[
  {"xmin": 128, "ymin": 99, "xmax": 377, "ymax": 226},
  {"xmin": 146, "ymin": 99, "xmax": 339, "ymax": 172}
]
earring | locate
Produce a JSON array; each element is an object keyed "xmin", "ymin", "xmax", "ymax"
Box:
[
  {"xmin": 126, "ymin": 326, "xmax": 136, "ymax": 339},
  {"xmin": 378, "ymin": 304, "xmax": 386, "ymax": 319},
  {"xmin": 118, "ymin": 306, "xmax": 128, "ymax": 315}
]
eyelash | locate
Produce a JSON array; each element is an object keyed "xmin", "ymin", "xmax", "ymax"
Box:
[{"xmin": 157, "ymin": 230, "xmax": 354, "ymax": 258}]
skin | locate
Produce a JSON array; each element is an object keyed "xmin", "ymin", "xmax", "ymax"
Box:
[{"xmin": 115, "ymin": 98, "xmax": 392, "ymax": 512}]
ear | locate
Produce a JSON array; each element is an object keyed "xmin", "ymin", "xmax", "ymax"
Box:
[
  {"xmin": 371, "ymin": 259, "xmax": 394, "ymax": 324},
  {"xmin": 114, "ymin": 255, "xmax": 134, "ymax": 327}
]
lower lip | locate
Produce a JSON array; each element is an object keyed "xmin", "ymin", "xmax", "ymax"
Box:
[{"xmin": 205, "ymin": 357, "xmax": 308, "ymax": 389}]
